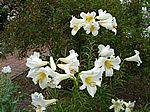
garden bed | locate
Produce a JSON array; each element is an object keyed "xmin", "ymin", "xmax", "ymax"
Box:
[{"xmin": 12, "ymin": 69, "xmax": 150, "ymax": 111}]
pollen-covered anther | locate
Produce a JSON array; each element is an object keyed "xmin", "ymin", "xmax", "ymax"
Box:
[
  {"xmin": 38, "ymin": 72, "xmax": 46, "ymax": 82},
  {"xmin": 86, "ymin": 16, "xmax": 93, "ymax": 22},
  {"xmin": 85, "ymin": 77, "xmax": 96, "ymax": 87},
  {"xmin": 90, "ymin": 25, "xmax": 95, "ymax": 32},
  {"xmin": 90, "ymin": 82, "xmax": 96, "ymax": 87},
  {"xmin": 105, "ymin": 59, "xmax": 113, "ymax": 68},
  {"xmin": 70, "ymin": 69, "xmax": 75, "ymax": 74}
]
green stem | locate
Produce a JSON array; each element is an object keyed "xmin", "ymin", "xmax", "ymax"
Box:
[
  {"xmin": 109, "ymin": 77, "xmax": 112, "ymax": 89},
  {"xmin": 71, "ymin": 74, "xmax": 81, "ymax": 111},
  {"xmin": 120, "ymin": 59, "xmax": 125, "ymax": 68}
]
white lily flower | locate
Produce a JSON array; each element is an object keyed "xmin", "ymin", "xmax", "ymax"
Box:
[
  {"xmin": 111, "ymin": 17, "xmax": 117, "ymax": 34},
  {"xmin": 59, "ymin": 49, "xmax": 79, "ymax": 63},
  {"xmin": 47, "ymin": 79, "xmax": 62, "ymax": 89},
  {"xmin": 109, "ymin": 99, "xmax": 124, "ymax": 112},
  {"xmin": 26, "ymin": 52, "xmax": 48, "ymax": 69},
  {"xmin": 58, "ymin": 49, "xmax": 80, "ymax": 74},
  {"xmin": 53, "ymin": 73, "xmax": 71, "ymax": 87},
  {"xmin": 27, "ymin": 66, "xmax": 54, "ymax": 89},
  {"xmin": 98, "ymin": 56, "xmax": 121, "ymax": 77},
  {"xmin": 124, "ymin": 50, "xmax": 142, "ymax": 66},
  {"xmin": 96, "ymin": 9, "xmax": 112, "ymax": 20},
  {"xmin": 99, "ymin": 17, "xmax": 117, "ymax": 35},
  {"xmin": 27, "ymin": 68, "xmax": 39, "ymax": 79},
  {"xmin": 80, "ymin": 67, "xmax": 104, "ymax": 97},
  {"xmin": 1, "ymin": 65, "xmax": 12, "ymax": 74},
  {"xmin": 84, "ymin": 22, "xmax": 100, "ymax": 36},
  {"xmin": 124, "ymin": 101, "xmax": 136, "ymax": 112},
  {"xmin": 31, "ymin": 92, "xmax": 57, "ymax": 112},
  {"xmin": 70, "ymin": 16, "xmax": 84, "ymax": 36},
  {"xmin": 57, "ymin": 63, "xmax": 78, "ymax": 75},
  {"xmin": 98, "ymin": 44, "xmax": 114, "ymax": 57},
  {"xmin": 80, "ymin": 11, "xmax": 96, "ymax": 23}
]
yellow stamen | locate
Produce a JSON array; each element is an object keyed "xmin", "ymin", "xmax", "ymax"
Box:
[
  {"xmin": 105, "ymin": 59, "xmax": 113, "ymax": 68},
  {"xmin": 73, "ymin": 25, "xmax": 78, "ymax": 31},
  {"xmin": 69, "ymin": 66, "xmax": 75, "ymax": 74},
  {"xmin": 90, "ymin": 25, "xmax": 95, "ymax": 32},
  {"xmin": 86, "ymin": 16, "xmax": 93, "ymax": 23},
  {"xmin": 90, "ymin": 82, "xmax": 96, "ymax": 87},
  {"xmin": 85, "ymin": 76, "xmax": 96, "ymax": 87},
  {"xmin": 38, "ymin": 72, "xmax": 46, "ymax": 82},
  {"xmin": 115, "ymin": 102, "xmax": 121, "ymax": 109}
]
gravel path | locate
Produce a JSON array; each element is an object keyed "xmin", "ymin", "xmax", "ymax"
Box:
[
  {"xmin": 0, "ymin": 48, "xmax": 49, "ymax": 78},
  {"xmin": 0, "ymin": 52, "xmax": 27, "ymax": 78}
]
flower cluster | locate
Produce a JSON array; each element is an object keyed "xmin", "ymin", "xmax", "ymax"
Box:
[
  {"xmin": 79, "ymin": 44, "xmax": 121, "ymax": 97},
  {"xmin": 110, "ymin": 99, "xmax": 136, "ymax": 112},
  {"xmin": 26, "ymin": 45, "xmax": 142, "ymax": 99},
  {"xmin": 70, "ymin": 9, "xmax": 117, "ymax": 36},
  {"xmin": 26, "ymin": 50, "xmax": 80, "ymax": 90},
  {"xmin": 26, "ymin": 50, "xmax": 80, "ymax": 111},
  {"xmin": 26, "ymin": 44, "xmax": 142, "ymax": 111},
  {"xmin": 97, "ymin": 44, "xmax": 121, "ymax": 77},
  {"xmin": 80, "ymin": 45, "xmax": 142, "ymax": 97}
]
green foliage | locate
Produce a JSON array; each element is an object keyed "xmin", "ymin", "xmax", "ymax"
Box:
[
  {"xmin": 0, "ymin": 74, "xmax": 18, "ymax": 112},
  {"xmin": 134, "ymin": 105, "xmax": 150, "ymax": 112},
  {"xmin": 44, "ymin": 81, "xmax": 113, "ymax": 112}
]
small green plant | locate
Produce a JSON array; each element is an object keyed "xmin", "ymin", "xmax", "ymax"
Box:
[{"xmin": 0, "ymin": 73, "xmax": 18, "ymax": 112}]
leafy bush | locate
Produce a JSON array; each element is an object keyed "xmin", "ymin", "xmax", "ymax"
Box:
[{"xmin": 0, "ymin": 74, "xmax": 18, "ymax": 112}]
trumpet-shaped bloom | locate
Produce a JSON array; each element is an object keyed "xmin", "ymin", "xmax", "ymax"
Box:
[
  {"xmin": 57, "ymin": 63, "xmax": 78, "ymax": 75},
  {"xmin": 111, "ymin": 17, "xmax": 117, "ymax": 34},
  {"xmin": 59, "ymin": 49, "xmax": 79, "ymax": 64},
  {"xmin": 98, "ymin": 17, "xmax": 117, "ymax": 35},
  {"xmin": 27, "ymin": 66, "xmax": 55, "ymax": 89},
  {"xmin": 58, "ymin": 49, "xmax": 80, "ymax": 73},
  {"xmin": 96, "ymin": 9, "xmax": 112, "ymax": 20},
  {"xmin": 97, "ymin": 56, "xmax": 121, "ymax": 77},
  {"xmin": 80, "ymin": 11, "xmax": 96, "ymax": 23},
  {"xmin": 50, "ymin": 56, "xmax": 56, "ymax": 71},
  {"xmin": 98, "ymin": 44, "xmax": 114, "ymax": 57},
  {"xmin": 1, "ymin": 65, "xmax": 11, "ymax": 74},
  {"xmin": 124, "ymin": 50, "xmax": 142, "ymax": 66},
  {"xmin": 124, "ymin": 101, "xmax": 136, "ymax": 112},
  {"xmin": 26, "ymin": 52, "xmax": 48, "ymax": 69},
  {"xmin": 70, "ymin": 16, "xmax": 84, "ymax": 36},
  {"xmin": 80, "ymin": 67, "xmax": 104, "ymax": 97},
  {"xmin": 47, "ymin": 78, "xmax": 61, "ymax": 89},
  {"xmin": 52, "ymin": 73, "xmax": 71, "ymax": 87},
  {"xmin": 31, "ymin": 92, "xmax": 57, "ymax": 112},
  {"xmin": 109, "ymin": 99, "xmax": 124, "ymax": 112},
  {"xmin": 84, "ymin": 22, "xmax": 100, "ymax": 36}
]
